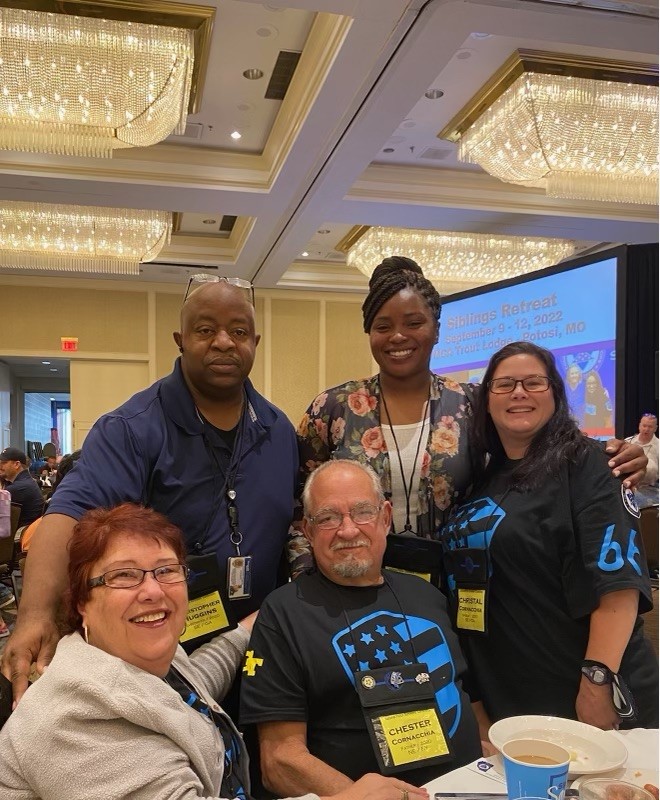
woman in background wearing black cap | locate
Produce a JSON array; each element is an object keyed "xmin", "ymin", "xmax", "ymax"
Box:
[{"xmin": 290, "ymin": 256, "xmax": 646, "ymax": 577}]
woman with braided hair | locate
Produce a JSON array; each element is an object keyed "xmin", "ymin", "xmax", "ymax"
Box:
[{"xmin": 289, "ymin": 256, "xmax": 646, "ymax": 578}]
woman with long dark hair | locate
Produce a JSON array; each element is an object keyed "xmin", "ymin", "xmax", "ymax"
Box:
[{"xmin": 441, "ymin": 341, "xmax": 657, "ymax": 735}]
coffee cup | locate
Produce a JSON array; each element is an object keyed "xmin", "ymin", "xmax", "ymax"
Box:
[{"xmin": 502, "ymin": 738, "xmax": 571, "ymax": 800}]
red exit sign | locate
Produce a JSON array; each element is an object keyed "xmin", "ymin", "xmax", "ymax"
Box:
[{"xmin": 61, "ymin": 337, "xmax": 79, "ymax": 352}]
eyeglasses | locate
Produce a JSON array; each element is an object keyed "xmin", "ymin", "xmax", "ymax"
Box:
[
  {"xmin": 183, "ymin": 274, "xmax": 255, "ymax": 305},
  {"xmin": 487, "ymin": 375, "xmax": 551, "ymax": 394},
  {"xmin": 88, "ymin": 563, "xmax": 189, "ymax": 589},
  {"xmin": 307, "ymin": 502, "xmax": 382, "ymax": 530}
]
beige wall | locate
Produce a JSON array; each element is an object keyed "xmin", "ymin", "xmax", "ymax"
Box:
[{"xmin": 0, "ymin": 276, "xmax": 373, "ymax": 430}]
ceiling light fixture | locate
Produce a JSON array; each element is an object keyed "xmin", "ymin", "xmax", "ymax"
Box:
[
  {"xmin": 347, "ymin": 226, "xmax": 575, "ymax": 292},
  {"xmin": 440, "ymin": 50, "xmax": 658, "ymax": 205},
  {"xmin": 301, "ymin": 251, "xmax": 309, "ymax": 257},
  {"xmin": 0, "ymin": 6, "xmax": 194, "ymax": 158},
  {"xmin": 42, "ymin": 361, "xmax": 51, "ymax": 365},
  {"xmin": 230, "ymin": 130, "xmax": 242, "ymax": 140},
  {"xmin": 0, "ymin": 201, "xmax": 172, "ymax": 275},
  {"xmin": 243, "ymin": 68, "xmax": 264, "ymax": 80},
  {"xmin": 424, "ymin": 89, "xmax": 444, "ymax": 100}
]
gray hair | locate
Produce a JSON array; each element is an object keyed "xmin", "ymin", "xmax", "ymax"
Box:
[{"xmin": 302, "ymin": 459, "xmax": 385, "ymax": 517}]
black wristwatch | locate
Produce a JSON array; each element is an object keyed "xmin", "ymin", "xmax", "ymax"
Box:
[{"xmin": 581, "ymin": 659, "xmax": 614, "ymax": 685}]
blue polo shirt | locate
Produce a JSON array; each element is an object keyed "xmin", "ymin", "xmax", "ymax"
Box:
[{"xmin": 49, "ymin": 359, "xmax": 298, "ymax": 617}]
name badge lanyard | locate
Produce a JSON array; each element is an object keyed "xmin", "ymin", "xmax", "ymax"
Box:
[
  {"xmin": 442, "ymin": 489, "xmax": 510, "ymax": 635},
  {"xmin": 379, "ymin": 383, "xmax": 431, "ymax": 535},
  {"xmin": 198, "ymin": 401, "xmax": 253, "ymax": 601},
  {"xmin": 333, "ymin": 575, "xmax": 454, "ymax": 775}
]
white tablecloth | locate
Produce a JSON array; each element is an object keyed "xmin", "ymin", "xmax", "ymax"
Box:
[{"xmin": 424, "ymin": 729, "xmax": 659, "ymax": 794}]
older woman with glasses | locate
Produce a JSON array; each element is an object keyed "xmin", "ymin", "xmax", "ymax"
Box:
[
  {"xmin": 0, "ymin": 503, "xmax": 426, "ymax": 800},
  {"xmin": 439, "ymin": 342, "xmax": 658, "ymax": 737}
]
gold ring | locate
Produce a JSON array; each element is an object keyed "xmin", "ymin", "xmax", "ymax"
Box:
[{"xmin": 401, "ymin": 791, "xmax": 409, "ymax": 800}]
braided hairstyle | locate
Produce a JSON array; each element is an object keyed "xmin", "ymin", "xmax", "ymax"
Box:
[{"xmin": 361, "ymin": 256, "xmax": 441, "ymax": 333}]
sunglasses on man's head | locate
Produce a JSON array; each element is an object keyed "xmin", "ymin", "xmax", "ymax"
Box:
[{"xmin": 183, "ymin": 273, "xmax": 255, "ymax": 305}]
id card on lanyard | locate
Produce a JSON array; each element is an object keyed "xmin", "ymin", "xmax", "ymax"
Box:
[
  {"xmin": 356, "ymin": 662, "xmax": 453, "ymax": 774},
  {"xmin": 180, "ymin": 401, "xmax": 251, "ymax": 649}
]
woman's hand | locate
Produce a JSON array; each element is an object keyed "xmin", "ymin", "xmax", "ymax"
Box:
[
  {"xmin": 605, "ymin": 439, "xmax": 647, "ymax": 489},
  {"xmin": 324, "ymin": 773, "xmax": 428, "ymax": 800},
  {"xmin": 575, "ymin": 676, "xmax": 620, "ymax": 730}
]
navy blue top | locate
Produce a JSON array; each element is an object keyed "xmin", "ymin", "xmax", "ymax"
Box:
[
  {"xmin": 49, "ymin": 359, "xmax": 298, "ymax": 617},
  {"xmin": 6, "ymin": 470, "xmax": 44, "ymax": 528}
]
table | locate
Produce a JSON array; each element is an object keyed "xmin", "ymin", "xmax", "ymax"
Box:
[{"xmin": 424, "ymin": 729, "xmax": 659, "ymax": 794}]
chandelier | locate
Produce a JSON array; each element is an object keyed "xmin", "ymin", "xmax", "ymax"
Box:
[
  {"xmin": 440, "ymin": 51, "xmax": 658, "ymax": 205},
  {"xmin": 346, "ymin": 226, "xmax": 575, "ymax": 292},
  {"xmin": 0, "ymin": 201, "xmax": 172, "ymax": 274},
  {"xmin": 0, "ymin": 7, "xmax": 194, "ymax": 157}
]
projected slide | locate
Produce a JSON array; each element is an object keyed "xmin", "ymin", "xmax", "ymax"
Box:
[{"xmin": 432, "ymin": 257, "xmax": 617, "ymax": 438}]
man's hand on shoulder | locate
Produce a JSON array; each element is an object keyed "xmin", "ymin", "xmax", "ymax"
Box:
[
  {"xmin": 605, "ymin": 438, "xmax": 647, "ymax": 488},
  {"xmin": 1, "ymin": 615, "xmax": 60, "ymax": 705}
]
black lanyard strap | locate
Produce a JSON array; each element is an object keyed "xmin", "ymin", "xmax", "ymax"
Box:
[{"xmin": 380, "ymin": 380, "xmax": 430, "ymax": 533}]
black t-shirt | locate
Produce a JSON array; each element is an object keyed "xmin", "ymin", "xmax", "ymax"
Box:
[
  {"xmin": 240, "ymin": 569, "xmax": 481, "ymax": 786},
  {"xmin": 6, "ymin": 469, "xmax": 44, "ymax": 527},
  {"xmin": 440, "ymin": 440, "xmax": 658, "ymax": 726}
]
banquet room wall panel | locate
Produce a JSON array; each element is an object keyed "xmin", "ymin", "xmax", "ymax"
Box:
[
  {"xmin": 70, "ymin": 359, "xmax": 150, "ymax": 449},
  {"xmin": 325, "ymin": 301, "xmax": 372, "ymax": 388},
  {"xmin": 0, "ymin": 285, "xmax": 148, "ymax": 353},
  {"xmin": 270, "ymin": 298, "xmax": 320, "ymax": 425}
]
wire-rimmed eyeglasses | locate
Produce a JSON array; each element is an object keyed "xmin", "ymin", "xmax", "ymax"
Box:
[
  {"xmin": 487, "ymin": 375, "xmax": 551, "ymax": 394},
  {"xmin": 307, "ymin": 502, "xmax": 383, "ymax": 530},
  {"xmin": 183, "ymin": 273, "xmax": 255, "ymax": 305},
  {"xmin": 88, "ymin": 564, "xmax": 189, "ymax": 589}
]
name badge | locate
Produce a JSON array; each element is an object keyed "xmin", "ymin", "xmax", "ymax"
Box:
[
  {"xmin": 180, "ymin": 591, "xmax": 231, "ymax": 644},
  {"xmin": 227, "ymin": 555, "xmax": 252, "ymax": 599},
  {"xmin": 378, "ymin": 707, "xmax": 449, "ymax": 768},
  {"xmin": 456, "ymin": 587, "xmax": 486, "ymax": 632}
]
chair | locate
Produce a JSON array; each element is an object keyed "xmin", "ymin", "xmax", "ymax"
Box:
[
  {"xmin": 0, "ymin": 504, "xmax": 20, "ymax": 569},
  {"xmin": 639, "ymin": 505, "xmax": 659, "ymax": 573}
]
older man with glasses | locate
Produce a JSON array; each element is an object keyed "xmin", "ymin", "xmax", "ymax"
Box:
[
  {"xmin": 3, "ymin": 274, "xmax": 300, "ymax": 704},
  {"xmin": 240, "ymin": 459, "xmax": 482, "ymax": 797}
]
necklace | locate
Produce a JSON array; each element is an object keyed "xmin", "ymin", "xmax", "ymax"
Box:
[{"xmin": 380, "ymin": 379, "xmax": 431, "ymax": 533}]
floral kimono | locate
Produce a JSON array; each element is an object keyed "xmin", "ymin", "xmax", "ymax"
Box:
[{"xmin": 288, "ymin": 373, "xmax": 477, "ymax": 575}]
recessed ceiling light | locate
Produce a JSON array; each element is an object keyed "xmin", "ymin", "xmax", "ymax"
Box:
[
  {"xmin": 256, "ymin": 25, "xmax": 278, "ymax": 38},
  {"xmin": 317, "ymin": 229, "xmax": 331, "ymax": 234},
  {"xmin": 243, "ymin": 68, "xmax": 264, "ymax": 80},
  {"xmin": 230, "ymin": 131, "xmax": 242, "ymax": 140},
  {"xmin": 203, "ymin": 219, "xmax": 216, "ymax": 225},
  {"xmin": 42, "ymin": 361, "xmax": 51, "ymax": 365},
  {"xmin": 50, "ymin": 368, "xmax": 58, "ymax": 372},
  {"xmin": 456, "ymin": 50, "xmax": 473, "ymax": 60},
  {"xmin": 471, "ymin": 31, "xmax": 492, "ymax": 39},
  {"xmin": 49, "ymin": 397, "xmax": 55, "ymax": 401},
  {"xmin": 383, "ymin": 148, "xmax": 395, "ymax": 153},
  {"xmin": 424, "ymin": 89, "xmax": 444, "ymax": 100},
  {"xmin": 301, "ymin": 251, "xmax": 309, "ymax": 257}
]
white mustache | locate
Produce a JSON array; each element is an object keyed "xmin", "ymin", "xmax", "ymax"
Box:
[{"xmin": 331, "ymin": 540, "xmax": 369, "ymax": 552}]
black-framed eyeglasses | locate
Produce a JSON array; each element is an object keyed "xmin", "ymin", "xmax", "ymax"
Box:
[
  {"xmin": 88, "ymin": 563, "xmax": 189, "ymax": 589},
  {"xmin": 183, "ymin": 273, "xmax": 255, "ymax": 305},
  {"xmin": 487, "ymin": 375, "xmax": 551, "ymax": 394},
  {"xmin": 307, "ymin": 502, "xmax": 383, "ymax": 530}
]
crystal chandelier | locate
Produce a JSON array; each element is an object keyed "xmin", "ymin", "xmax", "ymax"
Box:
[
  {"xmin": 0, "ymin": 7, "xmax": 194, "ymax": 157},
  {"xmin": 0, "ymin": 201, "xmax": 172, "ymax": 274},
  {"xmin": 346, "ymin": 227, "xmax": 575, "ymax": 292},
  {"xmin": 440, "ymin": 51, "xmax": 658, "ymax": 205}
]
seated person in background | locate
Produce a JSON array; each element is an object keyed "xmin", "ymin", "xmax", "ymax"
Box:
[
  {"xmin": 0, "ymin": 449, "xmax": 43, "ymax": 529},
  {"xmin": 439, "ymin": 342, "xmax": 658, "ymax": 736},
  {"xmin": 626, "ymin": 414, "xmax": 659, "ymax": 506},
  {"xmin": 0, "ymin": 502, "xmax": 426, "ymax": 800},
  {"xmin": 0, "ymin": 448, "xmax": 44, "ymax": 611},
  {"xmin": 240, "ymin": 460, "xmax": 481, "ymax": 797},
  {"xmin": 627, "ymin": 413, "xmax": 659, "ymax": 460},
  {"xmin": 20, "ymin": 451, "xmax": 82, "ymax": 554}
]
